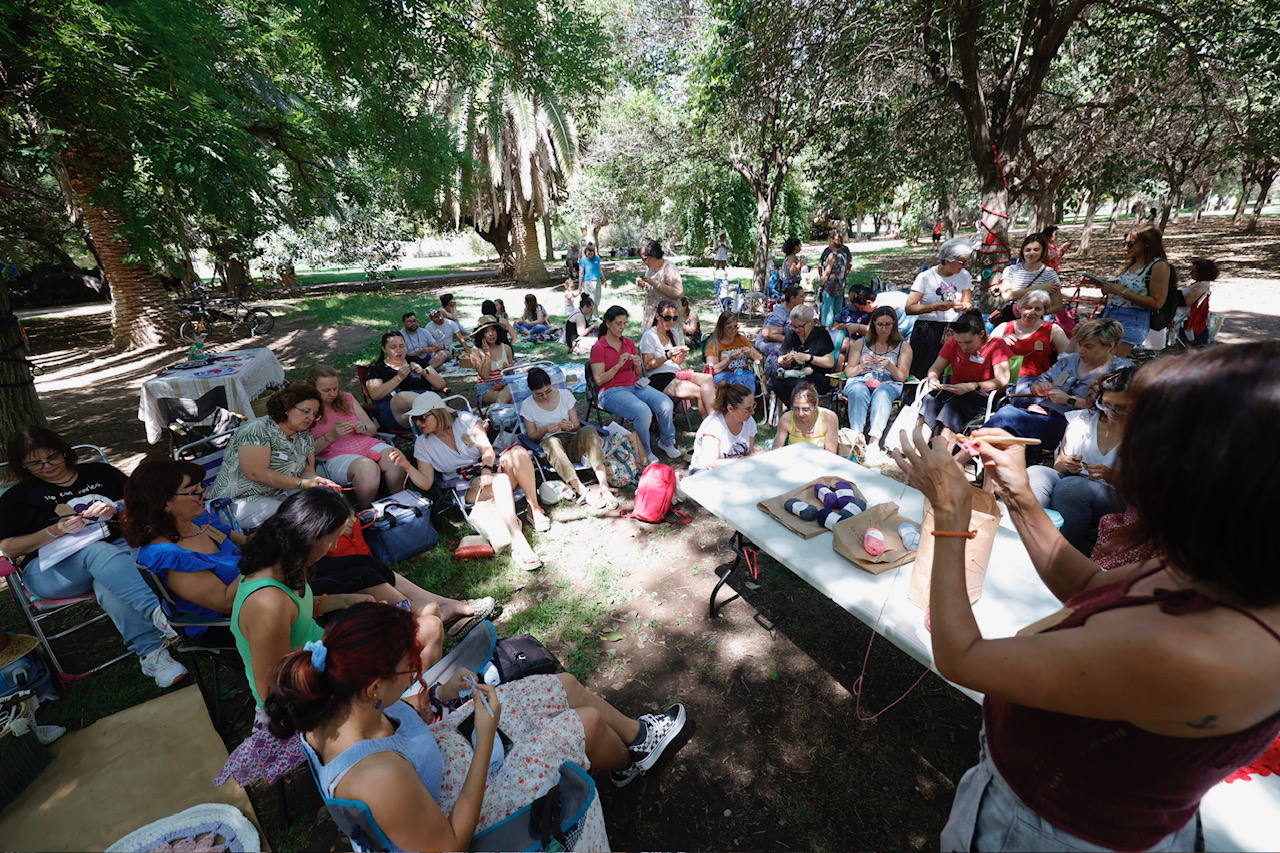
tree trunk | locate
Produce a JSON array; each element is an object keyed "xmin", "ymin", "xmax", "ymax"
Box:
[
  {"xmin": 510, "ymin": 204, "xmax": 550, "ymax": 284},
  {"xmin": 1245, "ymin": 172, "xmax": 1276, "ymax": 234},
  {"xmin": 1027, "ymin": 191, "xmax": 1057, "ymax": 233},
  {"xmin": 591, "ymin": 221, "xmax": 607, "ymax": 248},
  {"xmin": 852, "ymin": 206, "xmax": 864, "ymax": 241},
  {"xmin": 0, "ymin": 276, "xmax": 47, "ymax": 445},
  {"xmin": 1106, "ymin": 196, "xmax": 1121, "ymax": 232},
  {"xmin": 752, "ymin": 191, "xmax": 777, "ymax": 293},
  {"xmin": 474, "ymin": 213, "xmax": 516, "ymax": 278},
  {"xmin": 1232, "ymin": 177, "xmax": 1251, "ymax": 224},
  {"xmin": 61, "ymin": 147, "xmax": 178, "ymax": 349},
  {"xmin": 1078, "ymin": 188, "xmax": 1101, "ymax": 255},
  {"xmin": 224, "ymin": 258, "xmax": 249, "ymax": 296},
  {"xmin": 542, "ymin": 214, "xmax": 554, "ymax": 262},
  {"xmin": 1158, "ymin": 200, "xmax": 1173, "ymax": 231}
]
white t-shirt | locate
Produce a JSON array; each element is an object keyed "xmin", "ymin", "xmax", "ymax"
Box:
[
  {"xmin": 639, "ymin": 326, "xmax": 684, "ymax": 377},
  {"xmin": 690, "ymin": 413, "xmax": 756, "ymax": 472},
  {"xmin": 425, "ymin": 319, "xmax": 462, "ymax": 348},
  {"xmin": 413, "ymin": 411, "xmax": 483, "ymax": 488},
  {"xmin": 910, "ymin": 267, "xmax": 972, "ymax": 323},
  {"xmin": 1060, "ymin": 409, "xmax": 1120, "ymax": 467},
  {"xmin": 1000, "ymin": 262, "xmax": 1060, "ymax": 299},
  {"xmin": 518, "ymin": 388, "xmax": 577, "ymax": 431}
]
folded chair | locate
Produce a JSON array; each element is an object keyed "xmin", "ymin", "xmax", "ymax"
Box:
[{"xmin": 0, "ymin": 444, "xmax": 131, "ymax": 685}]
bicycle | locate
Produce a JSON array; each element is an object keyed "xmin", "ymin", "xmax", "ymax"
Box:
[{"xmin": 177, "ymin": 294, "xmax": 275, "ymax": 342}]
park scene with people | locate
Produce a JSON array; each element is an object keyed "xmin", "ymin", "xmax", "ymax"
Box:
[{"xmin": 1, "ymin": 0, "xmax": 1279, "ymax": 850}]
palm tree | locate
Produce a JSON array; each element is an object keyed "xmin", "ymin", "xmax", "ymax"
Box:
[{"xmin": 450, "ymin": 82, "xmax": 576, "ymax": 283}]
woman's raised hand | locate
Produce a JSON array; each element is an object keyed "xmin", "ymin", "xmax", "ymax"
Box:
[
  {"xmin": 968, "ymin": 428, "xmax": 1032, "ymax": 502},
  {"xmin": 891, "ymin": 427, "xmax": 973, "ymax": 521}
]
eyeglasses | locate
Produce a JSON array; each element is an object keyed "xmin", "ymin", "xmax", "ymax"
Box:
[
  {"xmin": 174, "ymin": 485, "xmax": 205, "ymax": 497},
  {"xmin": 659, "ymin": 314, "xmax": 678, "ymax": 321},
  {"xmin": 22, "ymin": 453, "xmax": 62, "ymax": 470},
  {"xmin": 792, "ymin": 405, "xmax": 814, "ymax": 414},
  {"xmin": 292, "ymin": 406, "xmax": 320, "ymax": 420},
  {"xmin": 532, "ymin": 387, "xmax": 556, "ymax": 399},
  {"xmin": 873, "ymin": 320, "xmax": 896, "ymax": 327}
]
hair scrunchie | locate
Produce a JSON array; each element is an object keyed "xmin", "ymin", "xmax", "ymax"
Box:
[{"xmin": 303, "ymin": 639, "xmax": 328, "ymax": 672}]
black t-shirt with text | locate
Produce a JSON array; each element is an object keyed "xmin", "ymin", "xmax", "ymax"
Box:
[
  {"xmin": 0, "ymin": 462, "xmax": 128, "ymax": 540},
  {"xmin": 781, "ymin": 326, "xmax": 836, "ymax": 393}
]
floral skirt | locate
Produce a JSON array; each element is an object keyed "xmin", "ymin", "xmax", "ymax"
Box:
[
  {"xmin": 431, "ymin": 674, "xmax": 610, "ymax": 851},
  {"xmin": 214, "ymin": 708, "xmax": 305, "ymax": 787}
]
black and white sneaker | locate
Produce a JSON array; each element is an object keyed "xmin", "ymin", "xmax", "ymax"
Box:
[{"xmin": 610, "ymin": 703, "xmax": 688, "ymax": 788}]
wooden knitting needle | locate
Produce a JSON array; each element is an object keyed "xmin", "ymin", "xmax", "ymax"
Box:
[{"xmin": 966, "ymin": 435, "xmax": 1041, "ymax": 446}]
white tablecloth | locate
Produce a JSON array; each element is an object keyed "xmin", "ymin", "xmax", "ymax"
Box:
[
  {"xmin": 679, "ymin": 442, "xmax": 1278, "ymax": 852},
  {"xmin": 138, "ymin": 348, "xmax": 286, "ymax": 444}
]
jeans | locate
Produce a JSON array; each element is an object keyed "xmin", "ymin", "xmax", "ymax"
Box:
[
  {"xmin": 714, "ymin": 369, "xmax": 756, "ymax": 387},
  {"xmin": 983, "ymin": 406, "xmax": 1069, "ymax": 452},
  {"xmin": 844, "ymin": 377, "xmax": 903, "ymax": 443},
  {"xmin": 1027, "ymin": 466, "xmax": 1122, "ymax": 553},
  {"xmin": 599, "ymin": 384, "xmax": 675, "ymax": 456},
  {"xmin": 515, "ymin": 322, "xmax": 550, "ymax": 335},
  {"xmin": 23, "ymin": 539, "xmax": 164, "ymax": 657}
]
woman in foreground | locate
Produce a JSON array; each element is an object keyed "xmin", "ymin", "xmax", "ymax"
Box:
[
  {"xmin": 894, "ymin": 341, "xmax": 1280, "ymax": 852},
  {"xmin": 266, "ymin": 602, "xmax": 689, "ymax": 851}
]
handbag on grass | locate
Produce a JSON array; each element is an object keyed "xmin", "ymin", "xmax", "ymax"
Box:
[
  {"xmin": 492, "ymin": 635, "xmax": 561, "ymax": 682},
  {"xmin": 361, "ymin": 489, "xmax": 438, "ymax": 565}
]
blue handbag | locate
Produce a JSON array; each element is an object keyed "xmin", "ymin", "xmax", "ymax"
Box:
[{"xmin": 361, "ymin": 490, "xmax": 438, "ymax": 565}]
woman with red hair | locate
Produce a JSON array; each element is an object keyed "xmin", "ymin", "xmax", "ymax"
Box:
[{"xmin": 266, "ymin": 603, "xmax": 691, "ymax": 851}]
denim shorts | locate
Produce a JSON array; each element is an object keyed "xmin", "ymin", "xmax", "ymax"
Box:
[
  {"xmin": 1100, "ymin": 303, "xmax": 1151, "ymax": 346},
  {"xmin": 941, "ymin": 732, "xmax": 1200, "ymax": 852}
]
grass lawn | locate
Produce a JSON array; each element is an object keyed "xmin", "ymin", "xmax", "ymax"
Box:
[{"xmin": 290, "ymin": 260, "xmax": 483, "ymax": 287}]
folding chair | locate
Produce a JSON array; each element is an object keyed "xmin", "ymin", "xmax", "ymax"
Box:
[
  {"xmin": 136, "ymin": 566, "xmax": 244, "ymax": 732},
  {"xmin": 0, "ymin": 444, "xmax": 132, "ymax": 685},
  {"xmin": 157, "ymin": 386, "xmax": 246, "ymax": 456}
]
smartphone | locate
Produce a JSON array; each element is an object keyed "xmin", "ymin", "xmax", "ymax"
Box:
[{"xmin": 1080, "ymin": 272, "xmax": 1108, "ymax": 284}]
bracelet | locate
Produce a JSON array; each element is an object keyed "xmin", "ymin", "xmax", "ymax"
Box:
[
  {"xmin": 931, "ymin": 529, "xmax": 977, "ymax": 539},
  {"xmin": 313, "ymin": 593, "xmax": 329, "ymax": 618},
  {"xmin": 45, "ymin": 525, "xmax": 58, "ymax": 539}
]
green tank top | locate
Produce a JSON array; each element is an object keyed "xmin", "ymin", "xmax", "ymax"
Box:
[{"xmin": 231, "ymin": 576, "xmax": 323, "ymax": 706}]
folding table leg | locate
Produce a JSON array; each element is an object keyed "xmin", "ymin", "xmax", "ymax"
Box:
[{"xmin": 708, "ymin": 531, "xmax": 747, "ymax": 618}]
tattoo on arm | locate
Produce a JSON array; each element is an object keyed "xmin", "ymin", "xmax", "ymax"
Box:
[{"xmin": 1185, "ymin": 714, "xmax": 1219, "ymax": 730}]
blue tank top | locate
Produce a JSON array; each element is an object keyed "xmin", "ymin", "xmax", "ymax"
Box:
[{"xmin": 302, "ymin": 701, "xmax": 444, "ymax": 805}]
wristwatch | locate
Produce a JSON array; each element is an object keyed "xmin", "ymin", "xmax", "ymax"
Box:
[{"xmin": 1067, "ymin": 396, "xmax": 1077, "ymax": 407}]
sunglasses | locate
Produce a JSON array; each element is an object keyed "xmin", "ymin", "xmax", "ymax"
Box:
[{"xmin": 659, "ymin": 314, "xmax": 679, "ymax": 321}]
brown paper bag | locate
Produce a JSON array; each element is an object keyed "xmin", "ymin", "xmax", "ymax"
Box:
[
  {"xmin": 831, "ymin": 501, "xmax": 918, "ymax": 574},
  {"xmin": 908, "ymin": 487, "xmax": 1000, "ymax": 606},
  {"xmin": 757, "ymin": 476, "xmax": 868, "ymax": 539}
]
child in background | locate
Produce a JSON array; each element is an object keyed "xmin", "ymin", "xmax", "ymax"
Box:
[
  {"xmin": 562, "ymin": 276, "xmax": 581, "ymax": 316},
  {"xmin": 1175, "ymin": 257, "xmax": 1218, "ymax": 347}
]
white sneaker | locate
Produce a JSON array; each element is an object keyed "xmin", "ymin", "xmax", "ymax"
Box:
[
  {"xmin": 150, "ymin": 605, "xmax": 179, "ymax": 643},
  {"xmin": 140, "ymin": 647, "xmax": 188, "ymax": 688},
  {"xmin": 656, "ymin": 442, "xmax": 684, "ymax": 461}
]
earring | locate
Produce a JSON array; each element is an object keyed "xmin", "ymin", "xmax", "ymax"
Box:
[{"xmin": 374, "ymin": 698, "xmax": 383, "ymax": 710}]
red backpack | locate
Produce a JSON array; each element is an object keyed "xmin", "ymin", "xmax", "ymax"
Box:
[{"xmin": 626, "ymin": 463, "xmax": 691, "ymax": 524}]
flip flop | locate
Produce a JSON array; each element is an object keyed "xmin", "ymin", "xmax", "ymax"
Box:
[
  {"xmin": 516, "ymin": 553, "xmax": 544, "ymax": 571},
  {"xmin": 531, "ymin": 513, "xmax": 552, "ymax": 533}
]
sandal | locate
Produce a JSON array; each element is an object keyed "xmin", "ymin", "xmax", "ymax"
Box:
[
  {"xmin": 446, "ymin": 613, "xmax": 486, "ymax": 639},
  {"xmin": 531, "ymin": 513, "xmax": 552, "ymax": 533}
]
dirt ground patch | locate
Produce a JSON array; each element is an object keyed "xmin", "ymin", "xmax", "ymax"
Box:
[{"xmin": 10, "ymin": 220, "xmax": 1278, "ymax": 851}]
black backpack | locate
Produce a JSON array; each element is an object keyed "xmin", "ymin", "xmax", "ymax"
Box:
[{"xmin": 1149, "ymin": 258, "xmax": 1179, "ymax": 331}]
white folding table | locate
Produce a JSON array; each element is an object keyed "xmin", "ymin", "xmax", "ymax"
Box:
[{"xmin": 678, "ymin": 441, "xmax": 1278, "ymax": 852}]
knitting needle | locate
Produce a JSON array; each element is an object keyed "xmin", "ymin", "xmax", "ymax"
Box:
[{"xmin": 966, "ymin": 435, "xmax": 1041, "ymax": 446}]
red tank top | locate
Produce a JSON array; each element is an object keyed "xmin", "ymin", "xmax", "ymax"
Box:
[
  {"xmin": 998, "ymin": 320, "xmax": 1056, "ymax": 376},
  {"xmin": 984, "ymin": 566, "xmax": 1280, "ymax": 850}
]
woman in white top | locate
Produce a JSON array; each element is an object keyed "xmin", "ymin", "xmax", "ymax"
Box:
[
  {"xmin": 905, "ymin": 238, "xmax": 974, "ymax": 379},
  {"xmin": 842, "ymin": 306, "xmax": 914, "ymax": 458},
  {"xmin": 639, "ymin": 299, "xmax": 716, "ymax": 417},
  {"xmin": 517, "ymin": 368, "xmax": 618, "ymax": 510},
  {"xmin": 636, "ymin": 239, "xmax": 684, "ymax": 328},
  {"xmin": 1025, "ymin": 366, "xmax": 1135, "ymax": 554},
  {"xmin": 689, "ymin": 382, "xmax": 757, "ymax": 476},
  {"xmin": 402, "ymin": 393, "xmax": 548, "ymax": 571},
  {"xmin": 989, "ymin": 233, "xmax": 1063, "ymax": 324}
]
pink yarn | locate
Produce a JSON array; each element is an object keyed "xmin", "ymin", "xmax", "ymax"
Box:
[
  {"xmin": 863, "ymin": 528, "xmax": 887, "ymax": 556},
  {"xmin": 865, "ymin": 379, "xmax": 881, "ymax": 390}
]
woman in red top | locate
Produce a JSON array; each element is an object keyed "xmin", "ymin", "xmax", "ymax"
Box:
[
  {"xmin": 894, "ymin": 342, "xmax": 1280, "ymax": 852},
  {"xmin": 994, "ymin": 290, "xmax": 1069, "ymax": 377},
  {"xmin": 590, "ymin": 305, "xmax": 680, "ymax": 465},
  {"xmin": 919, "ymin": 314, "xmax": 1013, "ymax": 436}
]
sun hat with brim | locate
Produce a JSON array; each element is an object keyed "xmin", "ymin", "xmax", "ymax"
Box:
[
  {"xmin": 406, "ymin": 392, "xmax": 447, "ymax": 419},
  {"xmin": 472, "ymin": 315, "xmax": 501, "ymax": 336},
  {"xmin": 0, "ymin": 634, "xmax": 39, "ymax": 669}
]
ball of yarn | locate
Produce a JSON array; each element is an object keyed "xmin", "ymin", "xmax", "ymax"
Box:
[
  {"xmin": 897, "ymin": 522, "xmax": 921, "ymax": 550},
  {"xmin": 863, "ymin": 528, "xmax": 887, "ymax": 556}
]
